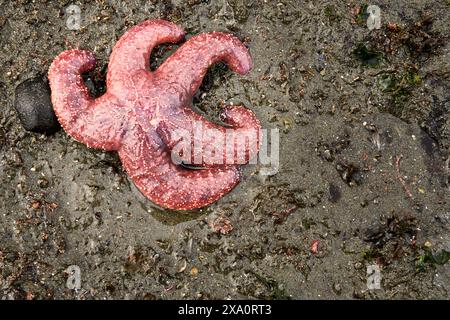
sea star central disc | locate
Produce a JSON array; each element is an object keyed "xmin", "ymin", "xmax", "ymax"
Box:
[{"xmin": 48, "ymin": 19, "xmax": 261, "ymax": 210}]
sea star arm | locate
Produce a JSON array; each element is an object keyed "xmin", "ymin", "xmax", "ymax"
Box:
[
  {"xmin": 48, "ymin": 50, "xmax": 126, "ymax": 150},
  {"xmin": 156, "ymin": 32, "xmax": 252, "ymax": 96},
  {"xmin": 119, "ymin": 130, "xmax": 242, "ymax": 210},
  {"xmin": 107, "ymin": 19, "xmax": 185, "ymax": 84},
  {"xmin": 156, "ymin": 105, "xmax": 261, "ymax": 166}
]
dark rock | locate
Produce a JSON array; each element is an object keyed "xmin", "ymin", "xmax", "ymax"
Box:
[
  {"xmin": 14, "ymin": 77, "xmax": 59, "ymax": 134},
  {"xmin": 336, "ymin": 162, "xmax": 362, "ymax": 186},
  {"xmin": 363, "ymin": 224, "xmax": 384, "ymax": 243},
  {"xmin": 328, "ymin": 183, "xmax": 341, "ymax": 203},
  {"xmin": 0, "ymin": 128, "xmax": 5, "ymax": 146},
  {"xmin": 82, "ymin": 72, "xmax": 106, "ymax": 98}
]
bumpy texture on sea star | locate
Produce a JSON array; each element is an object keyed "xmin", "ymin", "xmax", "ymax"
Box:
[{"xmin": 48, "ymin": 19, "xmax": 261, "ymax": 210}]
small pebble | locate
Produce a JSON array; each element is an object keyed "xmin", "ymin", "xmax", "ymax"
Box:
[
  {"xmin": 190, "ymin": 267, "xmax": 198, "ymax": 276},
  {"xmin": 333, "ymin": 283, "xmax": 342, "ymax": 295},
  {"xmin": 354, "ymin": 262, "xmax": 363, "ymax": 269},
  {"xmin": 37, "ymin": 178, "xmax": 49, "ymax": 188},
  {"xmin": 14, "ymin": 77, "xmax": 59, "ymax": 134}
]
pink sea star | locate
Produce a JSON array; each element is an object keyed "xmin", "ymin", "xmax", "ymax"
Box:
[{"xmin": 48, "ymin": 19, "xmax": 261, "ymax": 210}]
